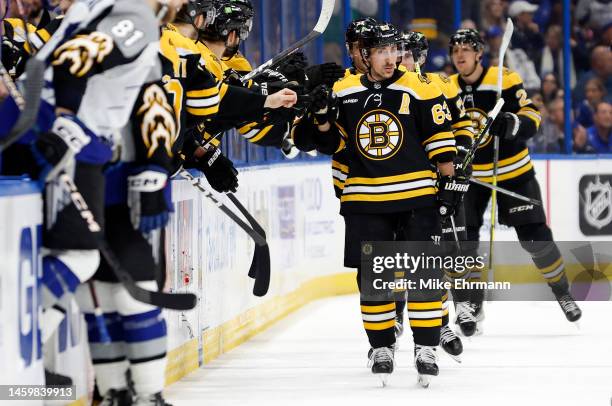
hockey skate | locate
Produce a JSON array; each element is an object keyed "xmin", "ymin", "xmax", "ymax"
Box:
[
  {"xmin": 414, "ymin": 345, "xmax": 438, "ymax": 388},
  {"xmin": 99, "ymin": 389, "xmax": 132, "ymax": 406},
  {"xmin": 554, "ymin": 292, "xmax": 582, "ymax": 323},
  {"xmin": 367, "ymin": 347, "xmax": 395, "ymax": 387},
  {"xmin": 440, "ymin": 325, "xmax": 463, "ymax": 363},
  {"xmin": 454, "ymin": 301, "xmax": 477, "ymax": 337}
]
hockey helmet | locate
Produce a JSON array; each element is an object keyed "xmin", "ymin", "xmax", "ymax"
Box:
[
  {"xmin": 402, "ymin": 31, "xmax": 429, "ymax": 65},
  {"xmin": 449, "ymin": 28, "xmax": 485, "ymax": 54}
]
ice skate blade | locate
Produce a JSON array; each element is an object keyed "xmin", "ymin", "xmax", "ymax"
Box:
[
  {"xmin": 474, "ymin": 322, "xmax": 484, "ymax": 336},
  {"xmin": 417, "ymin": 374, "xmax": 432, "ymax": 388},
  {"xmin": 376, "ymin": 373, "xmax": 390, "ymax": 387},
  {"xmin": 444, "ymin": 352, "xmax": 462, "ymax": 363},
  {"xmin": 572, "ymin": 320, "xmax": 581, "ymax": 331}
]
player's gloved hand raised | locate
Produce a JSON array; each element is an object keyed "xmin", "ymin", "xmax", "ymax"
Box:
[
  {"xmin": 32, "ymin": 114, "xmax": 92, "ymax": 184},
  {"xmin": 305, "ymin": 63, "xmax": 345, "ymax": 91},
  {"xmin": 437, "ymin": 175, "xmax": 470, "ymax": 220},
  {"xmin": 184, "ymin": 146, "xmax": 239, "ymax": 193},
  {"xmin": 490, "ymin": 112, "xmax": 520, "ymax": 140},
  {"xmin": 310, "ymin": 84, "xmax": 338, "ymax": 126},
  {"xmin": 127, "ymin": 166, "xmax": 171, "ymax": 234},
  {"xmin": 275, "ymin": 51, "xmax": 308, "ymax": 85}
]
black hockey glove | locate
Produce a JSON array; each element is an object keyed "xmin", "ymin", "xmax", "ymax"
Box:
[
  {"xmin": 305, "ymin": 62, "xmax": 345, "ymax": 91},
  {"xmin": 490, "ymin": 112, "xmax": 520, "ymax": 141},
  {"xmin": 184, "ymin": 146, "xmax": 239, "ymax": 193},
  {"xmin": 275, "ymin": 51, "xmax": 308, "ymax": 85},
  {"xmin": 223, "ymin": 68, "xmax": 245, "ymax": 87},
  {"xmin": 127, "ymin": 166, "xmax": 171, "ymax": 234},
  {"xmin": 310, "ymin": 85, "xmax": 338, "ymax": 126},
  {"xmin": 31, "ymin": 115, "xmax": 92, "ymax": 185},
  {"xmin": 437, "ymin": 175, "xmax": 470, "ymax": 220}
]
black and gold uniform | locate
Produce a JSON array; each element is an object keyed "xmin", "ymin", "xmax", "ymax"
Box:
[
  {"xmin": 305, "ymin": 68, "xmax": 457, "ymax": 350},
  {"xmin": 1, "ymin": 18, "xmax": 37, "ymax": 78},
  {"xmin": 449, "ymin": 28, "xmax": 581, "ymax": 324},
  {"xmin": 159, "ymin": 25, "xmax": 220, "ymax": 162}
]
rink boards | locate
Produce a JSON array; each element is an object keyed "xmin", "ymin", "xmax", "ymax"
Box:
[{"xmin": 0, "ymin": 157, "xmax": 611, "ymax": 404}]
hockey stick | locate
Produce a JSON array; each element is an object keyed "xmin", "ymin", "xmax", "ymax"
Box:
[
  {"xmin": 469, "ymin": 177, "xmax": 542, "ymax": 206},
  {"xmin": 489, "ymin": 18, "xmax": 514, "ymax": 274},
  {"xmin": 88, "ymin": 281, "xmax": 111, "ymax": 344},
  {"xmin": 179, "ymin": 169, "xmax": 271, "ymax": 297},
  {"xmin": 461, "ymin": 98, "xmax": 505, "ymax": 171},
  {"xmin": 240, "ymin": 0, "xmax": 335, "ymax": 84},
  {"xmin": 59, "ymin": 172, "xmax": 198, "ymax": 310}
]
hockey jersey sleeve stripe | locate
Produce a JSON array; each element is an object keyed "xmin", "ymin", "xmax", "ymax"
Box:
[
  {"xmin": 472, "ymin": 148, "xmax": 529, "ymax": 171},
  {"xmin": 427, "ymin": 147, "xmax": 457, "ymax": 161},
  {"xmin": 335, "ymin": 122, "xmax": 349, "ymax": 140},
  {"xmin": 331, "ymin": 160, "xmax": 349, "ymax": 173},
  {"xmin": 453, "ymin": 128, "xmax": 475, "ymax": 139},
  {"xmin": 474, "ymin": 161, "xmax": 534, "ymax": 183},
  {"xmin": 517, "ymin": 108, "xmax": 542, "ymax": 128},
  {"xmin": 186, "ymin": 105, "xmax": 219, "ymax": 117},
  {"xmin": 186, "ymin": 87, "xmax": 219, "ymax": 98},
  {"xmin": 341, "ymin": 187, "xmax": 436, "ymax": 203},
  {"xmin": 451, "ymin": 119, "xmax": 472, "ymax": 130},
  {"xmin": 332, "ymin": 169, "xmax": 347, "ymax": 182},
  {"xmin": 246, "ymin": 125, "xmax": 273, "ymax": 143},
  {"xmin": 186, "ymin": 95, "xmax": 220, "ymax": 108},
  {"xmin": 345, "ymin": 170, "xmax": 436, "ymax": 186},
  {"xmin": 424, "ymin": 139, "xmax": 456, "ymax": 153},
  {"xmin": 473, "ymin": 154, "xmax": 531, "ymax": 176},
  {"xmin": 422, "ymin": 131, "xmax": 455, "ymax": 145}
]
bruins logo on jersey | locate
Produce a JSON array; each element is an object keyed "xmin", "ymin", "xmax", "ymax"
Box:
[
  {"xmin": 466, "ymin": 107, "xmax": 492, "ymax": 149},
  {"xmin": 356, "ymin": 109, "xmax": 404, "ymax": 160},
  {"xmin": 137, "ymin": 84, "xmax": 177, "ymax": 158},
  {"xmin": 52, "ymin": 32, "xmax": 113, "ymax": 77}
]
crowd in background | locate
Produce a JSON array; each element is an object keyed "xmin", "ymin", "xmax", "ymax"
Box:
[{"xmin": 328, "ymin": 0, "xmax": 611, "ymax": 154}]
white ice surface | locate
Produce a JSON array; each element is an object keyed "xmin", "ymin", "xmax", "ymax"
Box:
[{"xmin": 165, "ymin": 296, "xmax": 612, "ymax": 406}]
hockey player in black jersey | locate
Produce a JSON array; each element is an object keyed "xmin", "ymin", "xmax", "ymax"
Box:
[
  {"xmin": 402, "ymin": 30, "xmax": 469, "ymax": 358},
  {"xmin": 448, "ymin": 28, "xmax": 582, "ymax": 327},
  {"xmin": 293, "ymin": 22, "xmax": 469, "ymax": 387}
]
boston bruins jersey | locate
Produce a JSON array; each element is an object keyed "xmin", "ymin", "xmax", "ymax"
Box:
[
  {"xmin": 1, "ymin": 18, "xmax": 37, "ymax": 78},
  {"xmin": 450, "ymin": 66, "xmax": 541, "ymax": 185},
  {"xmin": 159, "ymin": 26, "xmax": 220, "ymax": 157},
  {"xmin": 329, "ymin": 70, "xmax": 456, "ymax": 215}
]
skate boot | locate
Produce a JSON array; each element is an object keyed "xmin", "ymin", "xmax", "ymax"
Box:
[
  {"xmin": 471, "ymin": 300, "xmax": 485, "ymax": 335},
  {"xmin": 439, "ymin": 325, "xmax": 463, "ymax": 363},
  {"xmin": 367, "ymin": 346, "xmax": 395, "ymax": 387},
  {"xmin": 100, "ymin": 389, "xmax": 132, "ymax": 406},
  {"xmin": 414, "ymin": 345, "xmax": 439, "ymax": 388},
  {"xmin": 133, "ymin": 392, "xmax": 171, "ymax": 406},
  {"xmin": 454, "ymin": 301, "xmax": 477, "ymax": 337},
  {"xmin": 554, "ymin": 291, "xmax": 582, "ymax": 322}
]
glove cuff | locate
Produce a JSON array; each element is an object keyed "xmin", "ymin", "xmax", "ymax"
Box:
[{"xmin": 128, "ymin": 166, "xmax": 168, "ymax": 192}]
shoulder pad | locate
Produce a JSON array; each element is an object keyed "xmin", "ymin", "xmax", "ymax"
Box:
[
  {"xmin": 332, "ymin": 73, "xmax": 364, "ymax": 95},
  {"xmin": 391, "ymin": 71, "xmax": 443, "ymax": 101}
]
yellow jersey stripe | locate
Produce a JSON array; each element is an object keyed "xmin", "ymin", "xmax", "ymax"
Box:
[
  {"xmin": 422, "ymin": 131, "xmax": 455, "ymax": 145},
  {"xmin": 472, "ymin": 149, "xmax": 529, "ymax": 171},
  {"xmin": 331, "ymin": 160, "xmax": 349, "ymax": 172},
  {"xmin": 249, "ymin": 125, "xmax": 273, "ymax": 143},
  {"xmin": 341, "ymin": 187, "xmax": 436, "ymax": 203},
  {"xmin": 345, "ymin": 170, "xmax": 436, "ymax": 186},
  {"xmin": 475, "ymin": 161, "xmax": 534, "ymax": 183},
  {"xmin": 187, "ymin": 105, "xmax": 219, "ymax": 117},
  {"xmin": 428, "ymin": 146, "xmax": 457, "ymax": 160},
  {"xmin": 186, "ymin": 87, "xmax": 218, "ymax": 98}
]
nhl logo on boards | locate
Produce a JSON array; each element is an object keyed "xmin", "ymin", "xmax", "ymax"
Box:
[
  {"xmin": 355, "ymin": 110, "xmax": 404, "ymax": 161},
  {"xmin": 579, "ymin": 175, "xmax": 612, "ymax": 235}
]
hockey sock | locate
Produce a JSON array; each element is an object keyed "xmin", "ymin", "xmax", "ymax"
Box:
[
  {"xmin": 517, "ymin": 224, "xmax": 568, "ymax": 289},
  {"xmin": 360, "ymin": 301, "xmax": 396, "ymax": 348},
  {"xmin": 441, "ymin": 291, "xmax": 450, "ymax": 327},
  {"xmin": 407, "ymin": 297, "xmax": 442, "ymax": 346}
]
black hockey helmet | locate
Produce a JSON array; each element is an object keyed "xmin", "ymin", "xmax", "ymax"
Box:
[
  {"xmin": 358, "ymin": 22, "xmax": 401, "ymax": 58},
  {"xmin": 449, "ymin": 28, "xmax": 485, "ymax": 54},
  {"xmin": 175, "ymin": 0, "xmax": 217, "ymax": 27},
  {"xmin": 200, "ymin": 0, "xmax": 254, "ymax": 42},
  {"xmin": 345, "ymin": 17, "xmax": 378, "ymax": 45},
  {"xmin": 402, "ymin": 31, "xmax": 429, "ymax": 65}
]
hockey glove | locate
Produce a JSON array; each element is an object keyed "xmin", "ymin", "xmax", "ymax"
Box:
[
  {"xmin": 32, "ymin": 114, "xmax": 92, "ymax": 185},
  {"xmin": 437, "ymin": 175, "xmax": 470, "ymax": 219},
  {"xmin": 275, "ymin": 51, "xmax": 308, "ymax": 85},
  {"xmin": 127, "ymin": 166, "xmax": 171, "ymax": 234},
  {"xmin": 184, "ymin": 146, "xmax": 239, "ymax": 193},
  {"xmin": 311, "ymin": 85, "xmax": 339, "ymax": 126},
  {"xmin": 490, "ymin": 112, "xmax": 520, "ymax": 141},
  {"xmin": 305, "ymin": 63, "xmax": 345, "ymax": 91},
  {"xmin": 455, "ymin": 143, "xmax": 473, "ymax": 178}
]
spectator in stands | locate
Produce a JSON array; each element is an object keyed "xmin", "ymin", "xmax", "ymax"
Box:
[
  {"xmin": 586, "ymin": 101, "xmax": 612, "ymax": 153},
  {"xmin": 529, "ymin": 90, "xmax": 547, "ymax": 120},
  {"xmin": 541, "ymin": 73, "xmax": 561, "ymax": 104},
  {"xmin": 574, "ymin": 45, "xmax": 612, "ymax": 104},
  {"xmin": 540, "ymin": 25, "xmax": 576, "ymax": 89},
  {"xmin": 528, "ymin": 97, "xmax": 565, "ymax": 153},
  {"xmin": 509, "ymin": 1, "xmax": 544, "ymax": 68},
  {"xmin": 460, "ymin": 19, "xmax": 478, "ymax": 30},
  {"xmin": 573, "ymin": 123, "xmax": 594, "ymax": 153},
  {"xmin": 482, "ymin": 0, "xmax": 507, "ymax": 32},
  {"xmin": 483, "ymin": 25, "xmax": 502, "ymax": 67},
  {"xmin": 576, "ymin": 0, "xmax": 612, "ymax": 32},
  {"xmin": 576, "ymin": 78, "xmax": 609, "ymax": 128}
]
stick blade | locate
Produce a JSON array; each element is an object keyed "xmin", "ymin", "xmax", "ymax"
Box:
[
  {"xmin": 313, "ymin": 0, "xmax": 336, "ymax": 33},
  {"xmin": 252, "ymin": 245, "xmax": 271, "ymax": 297}
]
